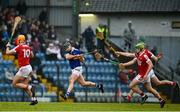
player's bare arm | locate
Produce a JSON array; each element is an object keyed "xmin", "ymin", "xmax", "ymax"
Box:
[
  {"xmin": 74, "ymin": 54, "xmax": 85, "ymax": 61},
  {"xmin": 6, "ymin": 42, "xmax": 16, "ymax": 55},
  {"xmin": 115, "ymin": 51, "xmax": 135, "ymax": 57},
  {"xmin": 151, "ymin": 54, "xmax": 162, "ymax": 62},
  {"xmin": 119, "ymin": 58, "xmax": 137, "ymax": 68},
  {"xmin": 65, "ymin": 54, "xmax": 83, "ymax": 60},
  {"xmin": 151, "ymin": 54, "xmax": 158, "ymax": 62}
]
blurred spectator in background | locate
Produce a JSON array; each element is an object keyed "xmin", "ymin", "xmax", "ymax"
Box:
[
  {"xmin": 78, "ymin": 35, "xmax": 84, "ymax": 49},
  {"xmin": 16, "ymin": 0, "xmax": 27, "ymax": 15},
  {"xmin": 176, "ymin": 60, "xmax": 180, "ymax": 76},
  {"xmin": 46, "ymin": 43, "xmax": 60, "ymax": 60},
  {"xmin": 4, "ymin": 68, "xmax": 14, "ymax": 81},
  {"xmin": 48, "ymin": 26, "xmax": 57, "ymax": 41},
  {"xmin": 0, "ymin": 49, "xmax": 2, "ymax": 60},
  {"xmin": 19, "ymin": 16, "xmax": 28, "ymax": 35},
  {"xmin": 0, "ymin": 22, "xmax": 9, "ymax": 50},
  {"xmin": 96, "ymin": 24, "xmax": 105, "ymax": 54},
  {"xmin": 82, "ymin": 25, "xmax": 95, "ymax": 52},
  {"xmin": 123, "ymin": 21, "xmax": 136, "ymax": 51},
  {"xmin": 123, "ymin": 29, "xmax": 132, "ymax": 51},
  {"xmin": 1, "ymin": 22, "xmax": 9, "ymax": 41},
  {"xmin": 39, "ymin": 8, "xmax": 48, "ymax": 23},
  {"xmin": 30, "ymin": 22, "xmax": 38, "ymax": 39},
  {"xmin": 138, "ymin": 36, "xmax": 146, "ymax": 43},
  {"xmin": 151, "ymin": 46, "xmax": 158, "ymax": 56},
  {"xmin": 0, "ymin": 6, "xmax": 58, "ymax": 53},
  {"xmin": 26, "ymin": 31, "xmax": 32, "ymax": 44},
  {"xmin": 32, "ymin": 37, "xmax": 41, "ymax": 53},
  {"xmin": 54, "ymin": 40, "xmax": 63, "ymax": 60},
  {"xmin": 37, "ymin": 30, "xmax": 45, "ymax": 44},
  {"xmin": 103, "ymin": 25, "xmax": 109, "ymax": 40}
]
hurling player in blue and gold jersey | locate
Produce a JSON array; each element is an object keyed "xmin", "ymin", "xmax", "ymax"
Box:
[{"xmin": 62, "ymin": 41, "xmax": 104, "ymax": 99}]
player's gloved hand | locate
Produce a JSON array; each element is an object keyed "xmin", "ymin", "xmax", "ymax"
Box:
[
  {"xmin": 79, "ymin": 57, "xmax": 85, "ymax": 62},
  {"xmin": 109, "ymin": 47, "xmax": 113, "ymax": 51},
  {"xmin": 94, "ymin": 52, "xmax": 102, "ymax": 60},
  {"xmin": 119, "ymin": 63, "xmax": 125, "ymax": 70},
  {"xmin": 6, "ymin": 42, "xmax": 11, "ymax": 48},
  {"xmin": 76, "ymin": 54, "xmax": 84, "ymax": 62}
]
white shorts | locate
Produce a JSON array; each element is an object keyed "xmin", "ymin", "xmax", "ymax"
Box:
[
  {"xmin": 135, "ymin": 69, "xmax": 155, "ymax": 83},
  {"xmin": 16, "ymin": 65, "xmax": 32, "ymax": 78},
  {"xmin": 149, "ymin": 69, "xmax": 156, "ymax": 78},
  {"xmin": 71, "ymin": 66, "xmax": 83, "ymax": 77}
]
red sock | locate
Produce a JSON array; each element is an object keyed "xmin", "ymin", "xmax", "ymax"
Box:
[
  {"xmin": 172, "ymin": 82, "xmax": 176, "ymax": 86},
  {"xmin": 127, "ymin": 95, "xmax": 132, "ymax": 101},
  {"xmin": 140, "ymin": 92, "xmax": 145, "ymax": 97}
]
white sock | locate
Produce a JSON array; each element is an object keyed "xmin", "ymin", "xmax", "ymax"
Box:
[
  {"xmin": 31, "ymin": 97, "xmax": 34, "ymax": 101},
  {"xmin": 28, "ymin": 85, "xmax": 32, "ymax": 90},
  {"xmin": 31, "ymin": 97, "xmax": 37, "ymax": 101}
]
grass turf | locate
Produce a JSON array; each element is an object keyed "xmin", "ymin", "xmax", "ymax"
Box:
[{"xmin": 0, "ymin": 102, "xmax": 179, "ymax": 111}]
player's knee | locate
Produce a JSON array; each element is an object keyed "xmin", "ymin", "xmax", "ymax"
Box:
[
  {"xmin": 129, "ymin": 84, "xmax": 133, "ymax": 89},
  {"xmin": 129, "ymin": 82, "xmax": 135, "ymax": 88}
]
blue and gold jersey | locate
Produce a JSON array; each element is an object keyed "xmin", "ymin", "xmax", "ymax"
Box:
[{"xmin": 66, "ymin": 48, "xmax": 82, "ymax": 69}]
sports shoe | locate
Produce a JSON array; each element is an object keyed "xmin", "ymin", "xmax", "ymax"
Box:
[
  {"xmin": 98, "ymin": 84, "xmax": 104, "ymax": 93},
  {"xmin": 160, "ymin": 100, "xmax": 166, "ymax": 108},
  {"xmin": 141, "ymin": 95, "xmax": 148, "ymax": 105},
  {"xmin": 61, "ymin": 94, "xmax": 68, "ymax": 100},
  {"xmin": 31, "ymin": 85, "xmax": 35, "ymax": 97},
  {"xmin": 29, "ymin": 100, "xmax": 38, "ymax": 105},
  {"xmin": 122, "ymin": 95, "xmax": 131, "ymax": 102}
]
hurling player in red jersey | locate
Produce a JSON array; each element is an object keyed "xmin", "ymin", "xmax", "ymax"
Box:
[
  {"xmin": 6, "ymin": 35, "xmax": 38, "ymax": 105},
  {"xmin": 115, "ymin": 43, "xmax": 176, "ymax": 104},
  {"xmin": 117, "ymin": 42, "xmax": 166, "ymax": 108}
]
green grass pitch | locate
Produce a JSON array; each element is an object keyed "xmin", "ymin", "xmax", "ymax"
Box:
[{"xmin": 0, "ymin": 102, "xmax": 180, "ymax": 111}]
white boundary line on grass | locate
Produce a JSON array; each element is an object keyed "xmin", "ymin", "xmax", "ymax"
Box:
[{"xmin": 1, "ymin": 110, "xmax": 178, "ymax": 112}]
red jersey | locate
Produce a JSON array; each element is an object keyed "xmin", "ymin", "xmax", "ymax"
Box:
[
  {"xmin": 13, "ymin": 44, "xmax": 32, "ymax": 67},
  {"xmin": 135, "ymin": 50, "xmax": 151, "ymax": 78},
  {"xmin": 144, "ymin": 49, "xmax": 153, "ymax": 59}
]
